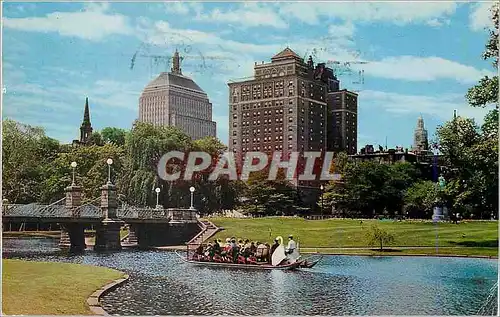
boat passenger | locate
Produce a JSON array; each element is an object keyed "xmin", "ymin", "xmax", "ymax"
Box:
[
  {"xmin": 241, "ymin": 239, "xmax": 251, "ymax": 257},
  {"xmin": 285, "ymin": 235, "xmax": 297, "ymax": 255},
  {"xmin": 195, "ymin": 244, "xmax": 204, "ymax": 255},
  {"xmin": 221, "ymin": 238, "xmax": 230, "ymax": 255},
  {"xmin": 230, "ymin": 238, "xmax": 238, "ymax": 249},
  {"xmin": 205, "ymin": 242, "xmax": 213, "ymax": 257},
  {"xmin": 250, "ymin": 241, "xmax": 257, "ymax": 255},
  {"xmin": 212, "ymin": 239, "xmax": 221, "ymax": 255},
  {"xmin": 256, "ymin": 242, "xmax": 269, "ymax": 262},
  {"xmin": 230, "ymin": 238, "xmax": 239, "ymax": 262},
  {"xmin": 238, "ymin": 239, "xmax": 244, "ymax": 250}
]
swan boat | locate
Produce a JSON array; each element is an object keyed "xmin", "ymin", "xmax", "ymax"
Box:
[{"xmin": 176, "ymin": 236, "xmax": 323, "ymax": 271}]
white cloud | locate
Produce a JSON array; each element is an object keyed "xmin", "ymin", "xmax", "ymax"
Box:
[
  {"xmin": 165, "ymin": 2, "xmax": 203, "ymax": 15},
  {"xmin": 195, "ymin": 3, "xmax": 288, "ymax": 29},
  {"xmin": 278, "ymin": 2, "xmax": 458, "ymax": 26},
  {"xmin": 361, "ymin": 90, "xmax": 490, "ymax": 123},
  {"xmin": 469, "ymin": 2, "xmax": 495, "ymax": 31},
  {"xmin": 328, "ymin": 22, "xmax": 355, "ymax": 38},
  {"xmin": 426, "ymin": 18, "xmax": 450, "ymax": 27},
  {"xmin": 362, "ymin": 56, "xmax": 495, "ymax": 84},
  {"xmin": 3, "ymin": 63, "xmax": 146, "ymax": 142},
  {"xmin": 3, "ymin": 3, "xmax": 132, "ymax": 41}
]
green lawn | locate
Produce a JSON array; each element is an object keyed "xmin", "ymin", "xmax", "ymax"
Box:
[
  {"xmin": 2, "ymin": 259, "xmax": 124, "ymax": 315},
  {"xmin": 210, "ymin": 217, "xmax": 498, "ymax": 256},
  {"xmin": 300, "ymin": 247, "xmax": 498, "ymax": 257}
]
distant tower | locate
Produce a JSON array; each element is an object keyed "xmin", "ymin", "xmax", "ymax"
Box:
[
  {"xmin": 80, "ymin": 97, "xmax": 93, "ymax": 145},
  {"xmin": 171, "ymin": 49, "xmax": 182, "ymax": 75},
  {"xmin": 413, "ymin": 115, "xmax": 428, "ymax": 152},
  {"xmin": 307, "ymin": 55, "xmax": 314, "ymax": 69}
]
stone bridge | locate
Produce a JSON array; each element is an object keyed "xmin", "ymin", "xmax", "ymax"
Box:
[{"xmin": 2, "ymin": 181, "xmax": 202, "ymax": 252}]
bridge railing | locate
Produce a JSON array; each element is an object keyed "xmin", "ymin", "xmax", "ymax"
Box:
[
  {"xmin": 3, "ymin": 199, "xmax": 197, "ymax": 222},
  {"xmin": 2, "ymin": 198, "xmax": 72, "ymax": 218},
  {"xmin": 117, "ymin": 208, "xmax": 169, "ymax": 219},
  {"xmin": 166, "ymin": 209, "xmax": 198, "ymax": 221},
  {"xmin": 73, "ymin": 198, "xmax": 102, "ymax": 218}
]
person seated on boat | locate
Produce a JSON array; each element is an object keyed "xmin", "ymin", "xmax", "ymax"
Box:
[
  {"xmin": 230, "ymin": 238, "xmax": 238, "ymax": 249},
  {"xmin": 230, "ymin": 238, "xmax": 239, "ymax": 262},
  {"xmin": 246, "ymin": 254, "xmax": 258, "ymax": 264},
  {"xmin": 195, "ymin": 244, "xmax": 204, "ymax": 256},
  {"xmin": 211, "ymin": 241, "xmax": 223, "ymax": 263},
  {"xmin": 250, "ymin": 241, "xmax": 257, "ymax": 255},
  {"xmin": 238, "ymin": 239, "xmax": 245, "ymax": 250},
  {"xmin": 285, "ymin": 235, "xmax": 297, "ymax": 255},
  {"xmin": 204, "ymin": 242, "xmax": 213, "ymax": 258},
  {"xmin": 198, "ymin": 244, "xmax": 209, "ymax": 261},
  {"xmin": 241, "ymin": 239, "xmax": 251, "ymax": 257},
  {"xmin": 212, "ymin": 239, "xmax": 221, "ymax": 255},
  {"xmin": 207, "ymin": 239, "xmax": 220, "ymax": 261},
  {"xmin": 222, "ymin": 238, "xmax": 231, "ymax": 253},
  {"xmin": 191, "ymin": 244, "xmax": 204, "ymax": 261},
  {"xmin": 255, "ymin": 242, "xmax": 269, "ymax": 262}
]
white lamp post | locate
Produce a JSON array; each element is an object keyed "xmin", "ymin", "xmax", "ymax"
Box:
[
  {"xmin": 106, "ymin": 158, "xmax": 113, "ymax": 184},
  {"xmin": 320, "ymin": 184, "xmax": 324, "ymax": 216},
  {"xmin": 189, "ymin": 186, "xmax": 195, "ymax": 210},
  {"xmin": 70, "ymin": 161, "xmax": 77, "ymax": 185},
  {"xmin": 155, "ymin": 187, "xmax": 161, "ymax": 207}
]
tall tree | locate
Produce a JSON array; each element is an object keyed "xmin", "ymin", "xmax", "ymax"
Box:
[
  {"xmin": 437, "ymin": 3, "xmax": 499, "ymax": 219},
  {"xmin": 101, "ymin": 127, "xmax": 127, "ymax": 146},
  {"xmin": 119, "ymin": 122, "xmax": 192, "ymax": 207},
  {"xmin": 403, "ymin": 181, "xmax": 438, "ymax": 218},
  {"xmin": 40, "ymin": 144, "xmax": 124, "ymax": 203},
  {"xmin": 2, "ymin": 120, "xmax": 61, "ymax": 204},
  {"xmin": 324, "ymin": 161, "xmax": 419, "ymax": 218}
]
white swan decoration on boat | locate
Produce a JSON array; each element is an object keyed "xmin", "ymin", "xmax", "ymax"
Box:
[{"xmin": 271, "ymin": 236, "xmax": 287, "ymax": 266}]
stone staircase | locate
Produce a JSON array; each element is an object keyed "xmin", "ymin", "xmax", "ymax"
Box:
[
  {"xmin": 59, "ymin": 230, "xmax": 71, "ymax": 248},
  {"xmin": 121, "ymin": 225, "xmax": 138, "ymax": 246},
  {"xmin": 187, "ymin": 219, "xmax": 221, "ymax": 249}
]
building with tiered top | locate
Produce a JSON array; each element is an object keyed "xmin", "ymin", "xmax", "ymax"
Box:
[{"xmin": 138, "ymin": 50, "xmax": 216, "ymax": 140}]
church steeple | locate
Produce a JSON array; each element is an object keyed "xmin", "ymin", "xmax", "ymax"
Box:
[
  {"xmin": 80, "ymin": 97, "xmax": 93, "ymax": 145},
  {"xmin": 171, "ymin": 49, "xmax": 182, "ymax": 75}
]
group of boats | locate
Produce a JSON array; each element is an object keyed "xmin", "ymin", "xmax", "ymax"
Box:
[{"xmin": 177, "ymin": 236, "xmax": 323, "ymax": 271}]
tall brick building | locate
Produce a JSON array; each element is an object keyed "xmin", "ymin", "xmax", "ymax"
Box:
[
  {"xmin": 327, "ymin": 89, "xmax": 358, "ymax": 154},
  {"xmin": 228, "ymin": 48, "xmax": 358, "ymax": 184}
]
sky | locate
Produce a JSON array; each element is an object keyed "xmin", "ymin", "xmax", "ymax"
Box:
[{"xmin": 2, "ymin": 1, "xmax": 497, "ymax": 150}]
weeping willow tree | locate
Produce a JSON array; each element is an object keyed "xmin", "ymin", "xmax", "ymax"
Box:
[
  {"xmin": 118, "ymin": 122, "xmax": 192, "ymax": 207},
  {"xmin": 119, "ymin": 123, "xmax": 242, "ymax": 212},
  {"xmin": 191, "ymin": 136, "xmax": 243, "ymax": 215}
]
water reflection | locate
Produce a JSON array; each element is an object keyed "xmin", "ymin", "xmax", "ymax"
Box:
[{"xmin": 2, "ymin": 237, "xmax": 498, "ymax": 315}]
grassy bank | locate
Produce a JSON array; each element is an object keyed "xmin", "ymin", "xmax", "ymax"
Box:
[
  {"xmin": 210, "ymin": 217, "xmax": 498, "ymax": 257},
  {"xmin": 2, "ymin": 259, "xmax": 124, "ymax": 315}
]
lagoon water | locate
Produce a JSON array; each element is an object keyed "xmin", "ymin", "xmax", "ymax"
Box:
[{"xmin": 3, "ymin": 237, "xmax": 498, "ymax": 315}]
